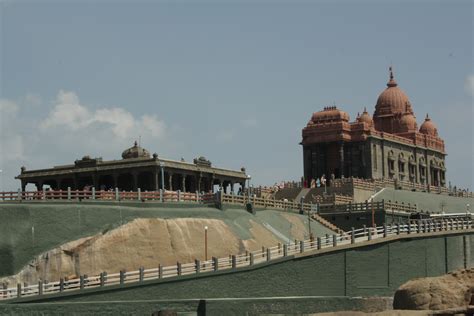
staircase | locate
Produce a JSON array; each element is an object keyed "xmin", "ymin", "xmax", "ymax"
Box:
[{"xmin": 311, "ymin": 213, "xmax": 344, "ymax": 234}]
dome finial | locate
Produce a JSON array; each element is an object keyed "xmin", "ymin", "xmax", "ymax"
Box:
[
  {"xmin": 363, "ymin": 106, "xmax": 367, "ymax": 113},
  {"xmin": 134, "ymin": 140, "xmax": 138, "ymax": 147},
  {"xmin": 387, "ymin": 66, "xmax": 397, "ymax": 87},
  {"xmin": 425, "ymin": 113, "xmax": 430, "ymax": 120}
]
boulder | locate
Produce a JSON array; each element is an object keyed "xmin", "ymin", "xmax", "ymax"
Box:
[{"xmin": 393, "ymin": 268, "xmax": 474, "ymax": 310}]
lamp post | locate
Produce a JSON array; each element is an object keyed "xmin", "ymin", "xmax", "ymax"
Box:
[
  {"xmin": 159, "ymin": 162, "xmax": 165, "ymax": 191},
  {"xmin": 204, "ymin": 226, "xmax": 208, "ymax": 261}
]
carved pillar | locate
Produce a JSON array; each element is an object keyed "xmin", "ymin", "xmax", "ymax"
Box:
[
  {"xmin": 197, "ymin": 174, "xmax": 202, "ymax": 193},
  {"xmin": 153, "ymin": 169, "xmax": 159, "ymax": 191}
]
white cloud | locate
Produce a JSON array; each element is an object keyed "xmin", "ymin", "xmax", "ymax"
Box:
[
  {"xmin": 0, "ymin": 99, "xmax": 19, "ymax": 114},
  {"xmin": 0, "ymin": 91, "xmax": 173, "ymax": 190},
  {"xmin": 466, "ymin": 75, "xmax": 474, "ymax": 96},
  {"xmin": 40, "ymin": 90, "xmax": 167, "ymax": 139}
]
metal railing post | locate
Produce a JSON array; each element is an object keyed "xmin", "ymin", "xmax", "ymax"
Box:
[
  {"xmin": 115, "ymin": 188, "xmax": 119, "ymax": 201},
  {"xmin": 299, "ymin": 240, "xmax": 304, "ymax": 253},
  {"xmin": 396, "ymin": 223, "xmax": 400, "ymax": 235},
  {"xmin": 16, "ymin": 284, "xmax": 21, "ymax": 298},
  {"xmin": 38, "ymin": 281, "xmax": 43, "ymax": 296},
  {"xmin": 139, "ymin": 267, "xmax": 145, "ymax": 281},
  {"xmin": 158, "ymin": 264, "xmax": 163, "ymax": 279},
  {"xmin": 283, "ymin": 244, "xmax": 288, "ymax": 256},
  {"xmin": 67, "ymin": 187, "xmax": 71, "ymax": 200},
  {"xmin": 383, "ymin": 224, "xmax": 387, "ymax": 238},
  {"xmin": 177, "ymin": 190, "xmax": 181, "ymax": 202},
  {"xmin": 317, "ymin": 237, "xmax": 322, "ymax": 250},
  {"xmin": 137, "ymin": 188, "xmax": 141, "ymax": 201},
  {"xmin": 351, "ymin": 228, "xmax": 355, "ymax": 244},
  {"xmin": 59, "ymin": 278, "xmax": 64, "ymax": 292},
  {"xmin": 333, "ymin": 234, "xmax": 337, "ymax": 247},
  {"xmin": 368, "ymin": 227, "xmax": 372, "ymax": 241},
  {"xmin": 249, "ymin": 253, "xmax": 254, "ymax": 266},
  {"xmin": 80, "ymin": 275, "xmax": 85, "ymax": 289},
  {"xmin": 160, "ymin": 189, "xmax": 163, "ymax": 202},
  {"xmin": 92, "ymin": 187, "xmax": 96, "ymax": 200},
  {"xmin": 266, "ymin": 248, "xmax": 271, "ymax": 261}
]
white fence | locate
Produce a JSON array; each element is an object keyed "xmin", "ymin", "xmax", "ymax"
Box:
[{"xmin": 1, "ymin": 218, "xmax": 472, "ymax": 301}]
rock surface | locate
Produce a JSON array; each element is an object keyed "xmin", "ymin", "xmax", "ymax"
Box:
[
  {"xmin": 0, "ymin": 211, "xmax": 322, "ymax": 286},
  {"xmin": 393, "ymin": 268, "xmax": 474, "ymax": 310}
]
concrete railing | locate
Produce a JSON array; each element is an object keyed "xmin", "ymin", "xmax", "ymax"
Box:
[
  {"xmin": 1, "ymin": 218, "xmax": 472, "ymax": 301},
  {"xmin": 0, "ymin": 189, "xmax": 215, "ymax": 204}
]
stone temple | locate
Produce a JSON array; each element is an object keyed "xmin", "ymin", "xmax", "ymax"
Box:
[
  {"xmin": 16, "ymin": 141, "xmax": 248, "ymax": 193},
  {"xmin": 302, "ymin": 68, "xmax": 446, "ymax": 186}
]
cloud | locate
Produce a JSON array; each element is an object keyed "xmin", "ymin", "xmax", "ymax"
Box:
[
  {"xmin": 0, "ymin": 99, "xmax": 19, "ymax": 114},
  {"xmin": 40, "ymin": 90, "xmax": 166, "ymax": 139},
  {"xmin": 0, "ymin": 91, "xmax": 172, "ymax": 190},
  {"xmin": 466, "ymin": 75, "xmax": 474, "ymax": 96}
]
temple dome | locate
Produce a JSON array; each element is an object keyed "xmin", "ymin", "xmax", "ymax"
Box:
[
  {"xmin": 357, "ymin": 107, "xmax": 373, "ymax": 126},
  {"xmin": 122, "ymin": 141, "xmax": 151, "ymax": 159},
  {"xmin": 374, "ymin": 67, "xmax": 413, "ymax": 116},
  {"xmin": 399, "ymin": 113, "xmax": 417, "ymax": 132},
  {"xmin": 419, "ymin": 114, "xmax": 438, "ymax": 136},
  {"xmin": 311, "ymin": 106, "xmax": 349, "ymax": 124}
]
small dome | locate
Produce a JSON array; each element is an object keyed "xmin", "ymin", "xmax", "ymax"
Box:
[
  {"xmin": 357, "ymin": 107, "xmax": 373, "ymax": 126},
  {"xmin": 374, "ymin": 67, "xmax": 413, "ymax": 116},
  {"xmin": 311, "ymin": 106, "xmax": 349, "ymax": 124},
  {"xmin": 122, "ymin": 141, "xmax": 151, "ymax": 159},
  {"xmin": 419, "ymin": 114, "xmax": 438, "ymax": 136},
  {"xmin": 400, "ymin": 114, "xmax": 417, "ymax": 132}
]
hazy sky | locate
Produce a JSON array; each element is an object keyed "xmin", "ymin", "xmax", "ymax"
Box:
[{"xmin": 0, "ymin": 0, "xmax": 473, "ymax": 191}]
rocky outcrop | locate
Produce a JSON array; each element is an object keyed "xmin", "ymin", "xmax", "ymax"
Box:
[
  {"xmin": 393, "ymin": 269, "xmax": 474, "ymax": 310},
  {"xmin": 1, "ymin": 215, "xmax": 310, "ymax": 286}
]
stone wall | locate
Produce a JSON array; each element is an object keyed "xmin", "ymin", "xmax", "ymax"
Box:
[{"xmin": 8, "ymin": 232, "xmax": 472, "ymax": 304}]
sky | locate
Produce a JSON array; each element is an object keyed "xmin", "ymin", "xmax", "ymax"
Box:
[{"xmin": 0, "ymin": 0, "xmax": 473, "ymax": 191}]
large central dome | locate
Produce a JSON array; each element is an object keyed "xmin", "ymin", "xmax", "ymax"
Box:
[{"xmin": 374, "ymin": 68, "xmax": 413, "ymax": 116}]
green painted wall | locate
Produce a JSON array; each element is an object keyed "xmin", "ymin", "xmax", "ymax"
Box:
[
  {"xmin": 0, "ymin": 296, "xmax": 392, "ymax": 316},
  {"xmin": 0, "ymin": 202, "xmax": 334, "ymax": 277},
  {"xmin": 7, "ymin": 232, "xmax": 470, "ymax": 304}
]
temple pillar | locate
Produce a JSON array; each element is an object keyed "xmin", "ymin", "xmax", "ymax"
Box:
[
  {"xmin": 21, "ymin": 180, "xmax": 27, "ymax": 192},
  {"xmin": 230, "ymin": 182, "xmax": 235, "ymax": 193},
  {"xmin": 182, "ymin": 175, "xmax": 186, "ymax": 192},
  {"xmin": 153, "ymin": 169, "xmax": 159, "ymax": 191},
  {"xmin": 168, "ymin": 173, "xmax": 173, "ymax": 191}
]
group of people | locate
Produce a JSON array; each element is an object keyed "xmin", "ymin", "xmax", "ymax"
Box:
[{"xmin": 303, "ymin": 175, "xmax": 327, "ymax": 189}]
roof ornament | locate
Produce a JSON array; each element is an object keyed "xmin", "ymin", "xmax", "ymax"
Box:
[
  {"xmin": 425, "ymin": 113, "xmax": 430, "ymax": 120},
  {"xmin": 387, "ymin": 66, "xmax": 398, "ymax": 87}
]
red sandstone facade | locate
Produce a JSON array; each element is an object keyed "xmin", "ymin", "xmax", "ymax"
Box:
[{"xmin": 302, "ymin": 68, "xmax": 446, "ymax": 186}]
